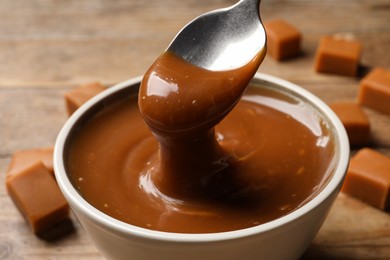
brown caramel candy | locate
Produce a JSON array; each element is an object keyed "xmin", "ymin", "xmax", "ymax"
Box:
[
  {"xmin": 64, "ymin": 82, "xmax": 105, "ymax": 116},
  {"xmin": 358, "ymin": 67, "xmax": 390, "ymax": 115},
  {"xmin": 264, "ymin": 19, "xmax": 301, "ymax": 61},
  {"xmin": 7, "ymin": 147, "xmax": 54, "ymax": 179},
  {"xmin": 330, "ymin": 102, "xmax": 370, "ymax": 147},
  {"xmin": 342, "ymin": 148, "xmax": 390, "ymax": 210},
  {"xmin": 6, "ymin": 162, "xmax": 70, "ymax": 234},
  {"xmin": 314, "ymin": 36, "xmax": 362, "ymax": 76}
]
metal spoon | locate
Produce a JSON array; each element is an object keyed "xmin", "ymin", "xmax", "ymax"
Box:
[{"xmin": 167, "ymin": 0, "xmax": 266, "ymax": 71}]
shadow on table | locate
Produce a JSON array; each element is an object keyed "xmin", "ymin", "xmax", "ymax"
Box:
[{"xmin": 37, "ymin": 218, "xmax": 76, "ymax": 242}]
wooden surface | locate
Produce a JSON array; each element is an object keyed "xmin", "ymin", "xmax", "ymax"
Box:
[{"xmin": 1, "ymin": 0, "xmax": 389, "ymax": 259}]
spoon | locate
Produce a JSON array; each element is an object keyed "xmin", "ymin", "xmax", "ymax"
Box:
[{"xmin": 167, "ymin": 0, "xmax": 266, "ymax": 71}]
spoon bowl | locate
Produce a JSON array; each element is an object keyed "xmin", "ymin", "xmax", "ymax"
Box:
[{"xmin": 167, "ymin": 0, "xmax": 266, "ymax": 71}]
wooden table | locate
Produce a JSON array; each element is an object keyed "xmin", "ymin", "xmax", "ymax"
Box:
[{"xmin": 1, "ymin": 0, "xmax": 389, "ymax": 259}]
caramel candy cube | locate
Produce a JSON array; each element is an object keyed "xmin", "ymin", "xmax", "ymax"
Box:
[
  {"xmin": 6, "ymin": 162, "xmax": 69, "ymax": 234},
  {"xmin": 342, "ymin": 148, "xmax": 390, "ymax": 210},
  {"xmin": 264, "ymin": 19, "xmax": 301, "ymax": 61},
  {"xmin": 357, "ymin": 67, "xmax": 390, "ymax": 115},
  {"xmin": 64, "ymin": 82, "xmax": 105, "ymax": 116},
  {"xmin": 7, "ymin": 147, "xmax": 54, "ymax": 178},
  {"xmin": 330, "ymin": 102, "xmax": 370, "ymax": 147},
  {"xmin": 314, "ymin": 36, "xmax": 362, "ymax": 76}
]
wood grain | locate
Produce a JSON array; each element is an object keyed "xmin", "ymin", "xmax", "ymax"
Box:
[{"xmin": 1, "ymin": 0, "xmax": 389, "ymax": 259}]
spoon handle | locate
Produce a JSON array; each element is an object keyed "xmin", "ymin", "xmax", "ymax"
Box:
[
  {"xmin": 233, "ymin": 0, "xmax": 261, "ymax": 20},
  {"xmin": 237, "ymin": 0, "xmax": 260, "ymax": 10}
]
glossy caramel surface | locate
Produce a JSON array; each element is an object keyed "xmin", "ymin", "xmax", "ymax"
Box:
[{"xmin": 68, "ymin": 86, "xmax": 335, "ymax": 233}]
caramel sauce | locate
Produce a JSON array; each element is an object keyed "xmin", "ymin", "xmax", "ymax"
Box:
[
  {"xmin": 138, "ymin": 51, "xmax": 263, "ymax": 200},
  {"xmin": 68, "ymin": 61, "xmax": 335, "ymax": 232}
]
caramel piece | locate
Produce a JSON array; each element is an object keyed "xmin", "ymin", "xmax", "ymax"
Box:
[
  {"xmin": 314, "ymin": 35, "xmax": 362, "ymax": 76},
  {"xmin": 330, "ymin": 102, "xmax": 370, "ymax": 147},
  {"xmin": 342, "ymin": 148, "xmax": 390, "ymax": 210},
  {"xmin": 64, "ymin": 82, "xmax": 105, "ymax": 116},
  {"xmin": 6, "ymin": 162, "xmax": 70, "ymax": 234},
  {"xmin": 7, "ymin": 147, "xmax": 53, "ymax": 179},
  {"xmin": 264, "ymin": 19, "xmax": 301, "ymax": 61},
  {"xmin": 357, "ymin": 67, "xmax": 390, "ymax": 115}
]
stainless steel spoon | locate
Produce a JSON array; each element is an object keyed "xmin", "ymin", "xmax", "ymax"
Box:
[{"xmin": 167, "ymin": 0, "xmax": 266, "ymax": 71}]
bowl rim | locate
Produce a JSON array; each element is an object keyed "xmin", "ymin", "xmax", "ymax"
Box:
[{"xmin": 54, "ymin": 72, "xmax": 349, "ymax": 243}]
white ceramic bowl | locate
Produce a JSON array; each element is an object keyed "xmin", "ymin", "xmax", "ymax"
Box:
[{"xmin": 54, "ymin": 73, "xmax": 349, "ymax": 260}]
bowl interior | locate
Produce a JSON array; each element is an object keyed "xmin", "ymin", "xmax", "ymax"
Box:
[{"xmin": 54, "ymin": 73, "xmax": 349, "ymax": 242}]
